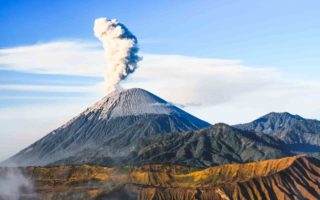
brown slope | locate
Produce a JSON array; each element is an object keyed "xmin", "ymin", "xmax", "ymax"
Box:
[
  {"xmin": 227, "ymin": 156, "xmax": 320, "ymax": 200},
  {"xmin": 0, "ymin": 155, "xmax": 319, "ymax": 200}
]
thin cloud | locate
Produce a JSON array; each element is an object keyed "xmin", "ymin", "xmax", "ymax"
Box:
[
  {"xmin": 0, "ymin": 84, "xmax": 100, "ymax": 93},
  {"xmin": 0, "ymin": 40, "xmax": 281, "ymax": 106},
  {"xmin": 0, "ymin": 41, "xmax": 104, "ymax": 76},
  {"xmin": 124, "ymin": 54, "xmax": 281, "ymax": 105}
]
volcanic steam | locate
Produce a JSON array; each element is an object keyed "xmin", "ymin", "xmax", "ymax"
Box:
[{"xmin": 94, "ymin": 18, "xmax": 141, "ymax": 93}]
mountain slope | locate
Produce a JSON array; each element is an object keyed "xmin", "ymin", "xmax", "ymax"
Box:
[
  {"xmin": 3, "ymin": 88, "xmax": 210, "ymax": 167},
  {"xmin": 3, "ymin": 155, "xmax": 319, "ymax": 200},
  {"xmin": 132, "ymin": 123, "xmax": 292, "ymax": 167},
  {"xmin": 235, "ymin": 112, "xmax": 320, "ymax": 146},
  {"xmin": 51, "ymin": 123, "xmax": 292, "ymax": 168}
]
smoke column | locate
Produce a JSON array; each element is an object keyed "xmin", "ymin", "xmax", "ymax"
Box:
[{"xmin": 94, "ymin": 18, "xmax": 141, "ymax": 93}]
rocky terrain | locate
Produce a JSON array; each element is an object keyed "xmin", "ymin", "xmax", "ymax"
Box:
[{"xmin": 1, "ymin": 155, "xmax": 319, "ymax": 200}]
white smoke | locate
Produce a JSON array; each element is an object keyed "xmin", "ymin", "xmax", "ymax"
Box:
[
  {"xmin": 94, "ymin": 18, "xmax": 141, "ymax": 93},
  {"xmin": 0, "ymin": 168, "xmax": 34, "ymax": 200}
]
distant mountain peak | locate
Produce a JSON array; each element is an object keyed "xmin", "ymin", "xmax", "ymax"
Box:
[
  {"xmin": 261, "ymin": 112, "xmax": 304, "ymax": 121},
  {"xmin": 235, "ymin": 111, "xmax": 320, "ymax": 146}
]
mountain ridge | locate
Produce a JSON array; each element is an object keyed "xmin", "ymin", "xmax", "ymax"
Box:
[{"xmin": 48, "ymin": 123, "xmax": 292, "ymax": 168}]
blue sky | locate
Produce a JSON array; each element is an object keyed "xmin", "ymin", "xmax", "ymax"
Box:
[
  {"xmin": 1, "ymin": 0, "xmax": 320, "ymax": 71},
  {"xmin": 1, "ymin": 0, "xmax": 320, "ymax": 160}
]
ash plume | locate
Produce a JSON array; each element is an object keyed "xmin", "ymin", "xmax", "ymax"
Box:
[{"xmin": 94, "ymin": 18, "xmax": 141, "ymax": 93}]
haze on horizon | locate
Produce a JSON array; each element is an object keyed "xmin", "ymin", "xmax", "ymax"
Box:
[{"xmin": 1, "ymin": 0, "xmax": 320, "ymax": 160}]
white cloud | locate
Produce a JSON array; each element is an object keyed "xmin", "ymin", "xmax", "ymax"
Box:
[
  {"xmin": 0, "ymin": 84, "xmax": 103, "ymax": 93},
  {"xmin": 0, "ymin": 40, "xmax": 282, "ymax": 106},
  {"xmin": 125, "ymin": 54, "xmax": 281, "ymax": 105},
  {"xmin": 1, "ymin": 40, "xmax": 320, "ymax": 160},
  {"xmin": 0, "ymin": 40, "xmax": 104, "ymax": 76}
]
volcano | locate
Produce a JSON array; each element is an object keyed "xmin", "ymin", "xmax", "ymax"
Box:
[{"xmin": 4, "ymin": 88, "xmax": 210, "ymax": 166}]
